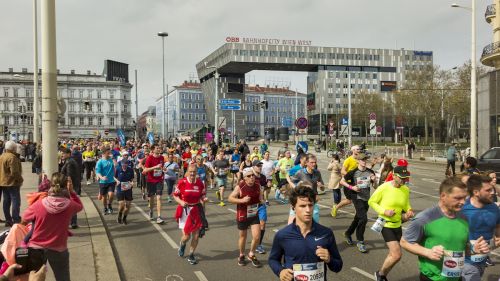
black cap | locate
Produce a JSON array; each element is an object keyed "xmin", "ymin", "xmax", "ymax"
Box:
[
  {"xmin": 394, "ymin": 166, "xmax": 410, "ymax": 178},
  {"xmin": 252, "ymin": 160, "xmax": 263, "ymax": 166}
]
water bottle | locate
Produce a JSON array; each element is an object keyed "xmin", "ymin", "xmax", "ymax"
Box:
[{"xmin": 371, "ymin": 217, "xmax": 386, "ymax": 233}]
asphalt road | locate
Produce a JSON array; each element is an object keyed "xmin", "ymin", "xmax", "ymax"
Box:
[{"xmin": 83, "ymin": 149, "xmax": 500, "ymax": 281}]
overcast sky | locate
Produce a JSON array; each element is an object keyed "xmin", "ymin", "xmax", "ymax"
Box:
[{"xmin": 0, "ymin": 0, "xmax": 493, "ymax": 116}]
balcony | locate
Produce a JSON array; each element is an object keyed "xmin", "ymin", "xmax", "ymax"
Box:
[
  {"xmin": 481, "ymin": 41, "xmax": 500, "ymax": 68},
  {"xmin": 485, "ymin": 4, "xmax": 495, "ymax": 24}
]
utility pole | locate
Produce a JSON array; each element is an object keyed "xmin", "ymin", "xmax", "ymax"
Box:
[
  {"xmin": 348, "ymin": 71, "xmax": 352, "ymax": 148},
  {"xmin": 33, "ymin": 0, "xmax": 40, "ymax": 144},
  {"xmin": 135, "ymin": 69, "xmax": 138, "ymax": 141},
  {"xmin": 41, "ymin": 0, "xmax": 58, "ymax": 175}
]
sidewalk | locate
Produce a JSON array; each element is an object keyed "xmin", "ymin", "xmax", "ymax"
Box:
[{"xmin": 0, "ymin": 162, "xmax": 120, "ymax": 281}]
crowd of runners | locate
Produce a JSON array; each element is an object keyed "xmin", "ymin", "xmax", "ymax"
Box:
[{"xmin": 1, "ymin": 136, "xmax": 499, "ymax": 281}]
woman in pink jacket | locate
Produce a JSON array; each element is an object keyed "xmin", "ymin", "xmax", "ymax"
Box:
[{"xmin": 22, "ymin": 172, "xmax": 83, "ymax": 281}]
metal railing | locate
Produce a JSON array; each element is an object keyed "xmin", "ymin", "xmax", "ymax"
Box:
[
  {"xmin": 485, "ymin": 4, "xmax": 496, "ymax": 22},
  {"xmin": 481, "ymin": 41, "xmax": 500, "ymax": 60}
]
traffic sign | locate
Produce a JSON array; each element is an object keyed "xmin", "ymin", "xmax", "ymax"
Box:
[
  {"xmin": 220, "ymin": 105, "xmax": 241, "ymax": 110},
  {"xmin": 341, "ymin": 117, "xmax": 348, "ymax": 125},
  {"xmin": 295, "ymin": 117, "xmax": 308, "ymax": 129},
  {"xmin": 104, "ymin": 129, "xmax": 109, "ymax": 135},
  {"xmin": 282, "ymin": 117, "xmax": 293, "ymax": 127},
  {"xmin": 369, "ymin": 112, "xmax": 376, "ymax": 120},
  {"xmin": 220, "ymin": 99, "xmax": 241, "ymax": 105}
]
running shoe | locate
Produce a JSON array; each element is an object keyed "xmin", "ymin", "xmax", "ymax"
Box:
[
  {"xmin": 248, "ymin": 255, "xmax": 261, "ymax": 268},
  {"xmin": 274, "ymin": 189, "xmax": 280, "ymax": 200},
  {"xmin": 103, "ymin": 208, "xmax": 109, "ymax": 215},
  {"xmin": 122, "ymin": 217, "xmax": 128, "ymax": 225},
  {"xmin": 357, "ymin": 241, "xmax": 368, "ymax": 253},
  {"xmin": 86, "ymin": 181, "xmax": 90, "ymax": 186},
  {"xmin": 265, "ymin": 200, "xmax": 270, "ymax": 206},
  {"xmin": 215, "ymin": 191, "xmax": 221, "ymax": 201},
  {"xmin": 187, "ymin": 254, "xmax": 198, "ymax": 265},
  {"xmin": 149, "ymin": 209, "xmax": 154, "ymax": 220},
  {"xmin": 237, "ymin": 255, "xmax": 246, "ymax": 266},
  {"xmin": 255, "ymin": 245, "xmax": 266, "ymax": 254},
  {"xmin": 218, "ymin": 201, "xmax": 226, "ymax": 207},
  {"xmin": 156, "ymin": 217, "xmax": 165, "ymax": 224},
  {"xmin": 108, "ymin": 206, "xmax": 113, "ymax": 214},
  {"xmin": 116, "ymin": 215, "xmax": 122, "ymax": 224},
  {"xmin": 374, "ymin": 271, "xmax": 388, "ymax": 281},
  {"xmin": 142, "ymin": 192, "xmax": 146, "ymax": 200},
  {"xmin": 167, "ymin": 196, "xmax": 172, "ymax": 203},
  {"xmin": 70, "ymin": 223, "xmax": 79, "ymax": 229},
  {"xmin": 344, "ymin": 232, "xmax": 354, "ymax": 246},
  {"xmin": 178, "ymin": 242, "xmax": 186, "ymax": 257},
  {"xmin": 331, "ymin": 204, "xmax": 338, "ymax": 218}
]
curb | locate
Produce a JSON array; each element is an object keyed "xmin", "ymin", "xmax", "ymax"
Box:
[{"xmin": 81, "ymin": 192, "xmax": 122, "ymax": 281}]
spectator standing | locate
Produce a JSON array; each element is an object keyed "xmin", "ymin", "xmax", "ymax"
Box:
[
  {"xmin": 0, "ymin": 141, "xmax": 23, "ymax": 226},
  {"xmin": 446, "ymin": 143, "xmax": 459, "ymax": 176},
  {"xmin": 60, "ymin": 148, "xmax": 82, "ymax": 229}
]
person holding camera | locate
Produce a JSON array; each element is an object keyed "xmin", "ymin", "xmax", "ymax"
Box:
[{"xmin": 21, "ymin": 172, "xmax": 83, "ymax": 281}]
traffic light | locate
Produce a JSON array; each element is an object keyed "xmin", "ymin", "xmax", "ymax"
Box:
[
  {"xmin": 260, "ymin": 100, "xmax": 268, "ymax": 110},
  {"xmin": 3, "ymin": 126, "xmax": 8, "ymax": 133}
]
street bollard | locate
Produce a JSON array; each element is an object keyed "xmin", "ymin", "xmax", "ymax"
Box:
[
  {"xmin": 420, "ymin": 149, "xmax": 424, "ymax": 159},
  {"xmin": 384, "ymin": 145, "xmax": 387, "ymax": 155}
]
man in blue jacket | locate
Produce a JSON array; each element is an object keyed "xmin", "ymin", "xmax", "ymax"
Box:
[{"xmin": 269, "ymin": 186, "xmax": 342, "ymax": 281}]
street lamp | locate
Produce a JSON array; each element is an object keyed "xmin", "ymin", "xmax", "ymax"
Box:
[
  {"xmin": 157, "ymin": 31, "xmax": 168, "ymax": 139},
  {"xmin": 205, "ymin": 62, "xmax": 220, "ymax": 144},
  {"xmin": 451, "ymin": 1, "xmax": 477, "ymax": 157}
]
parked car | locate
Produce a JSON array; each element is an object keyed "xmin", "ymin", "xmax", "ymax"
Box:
[{"xmin": 476, "ymin": 147, "xmax": 500, "ymax": 177}]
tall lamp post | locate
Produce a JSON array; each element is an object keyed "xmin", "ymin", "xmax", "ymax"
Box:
[
  {"xmin": 33, "ymin": 0, "xmax": 40, "ymax": 144},
  {"xmin": 157, "ymin": 31, "xmax": 168, "ymax": 139},
  {"xmin": 205, "ymin": 63, "xmax": 219, "ymax": 144},
  {"xmin": 452, "ymin": 1, "xmax": 476, "ymax": 157}
]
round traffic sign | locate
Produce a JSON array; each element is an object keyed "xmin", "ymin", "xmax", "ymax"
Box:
[
  {"xmin": 295, "ymin": 117, "xmax": 308, "ymax": 129},
  {"xmin": 369, "ymin": 112, "xmax": 376, "ymax": 120},
  {"xmin": 104, "ymin": 129, "xmax": 109, "ymax": 135}
]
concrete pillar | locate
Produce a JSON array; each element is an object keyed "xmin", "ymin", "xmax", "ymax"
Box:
[{"xmin": 41, "ymin": 0, "xmax": 58, "ymax": 175}]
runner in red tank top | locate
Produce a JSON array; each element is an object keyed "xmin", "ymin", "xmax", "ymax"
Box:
[
  {"xmin": 228, "ymin": 168, "xmax": 262, "ymax": 268},
  {"xmin": 173, "ymin": 164, "xmax": 207, "ymax": 265}
]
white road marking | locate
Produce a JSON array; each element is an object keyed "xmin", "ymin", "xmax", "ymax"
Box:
[
  {"xmin": 132, "ymin": 203, "xmax": 179, "ymax": 249},
  {"xmin": 194, "ymin": 271, "xmax": 208, "ymax": 281},
  {"xmin": 273, "ymin": 229, "xmax": 279, "ymax": 233},
  {"xmin": 421, "ymin": 178, "xmax": 441, "ymax": 184},
  {"xmin": 227, "ymin": 208, "xmax": 237, "ymax": 213},
  {"xmin": 409, "ymin": 189, "xmax": 439, "ymax": 199},
  {"xmin": 351, "ymin": 267, "xmax": 376, "ymax": 280}
]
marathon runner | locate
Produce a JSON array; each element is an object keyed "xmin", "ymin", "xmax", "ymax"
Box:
[
  {"xmin": 228, "ymin": 168, "xmax": 263, "ymax": 267},
  {"xmin": 269, "ymin": 185, "xmax": 343, "ymax": 281},
  {"xmin": 114, "ymin": 158, "xmax": 134, "ymax": 225},
  {"xmin": 213, "ymin": 150, "xmax": 230, "ymax": 206},
  {"xmin": 340, "ymin": 153, "xmax": 376, "ymax": 253},
  {"xmin": 401, "ymin": 177, "xmax": 490, "ymax": 281},
  {"xmin": 164, "ymin": 153, "xmax": 180, "ymax": 203},
  {"xmin": 82, "ymin": 145, "xmax": 96, "ymax": 185},
  {"xmin": 290, "ymin": 154, "xmax": 324, "ymax": 224},
  {"xmin": 332, "ymin": 145, "xmax": 361, "ymax": 217},
  {"xmin": 260, "ymin": 151, "xmax": 275, "ymax": 206},
  {"xmin": 144, "ymin": 144, "xmax": 165, "ymax": 224},
  {"xmin": 95, "ymin": 147, "xmax": 116, "ymax": 215},
  {"xmin": 252, "ymin": 160, "xmax": 268, "ymax": 254},
  {"xmin": 368, "ymin": 165, "xmax": 413, "ymax": 280},
  {"xmin": 276, "ymin": 150, "xmax": 294, "ymax": 204},
  {"xmin": 229, "ymin": 148, "xmax": 241, "ymax": 189},
  {"xmin": 461, "ymin": 174, "xmax": 500, "ymax": 280},
  {"xmin": 174, "ymin": 164, "xmax": 207, "ymax": 265}
]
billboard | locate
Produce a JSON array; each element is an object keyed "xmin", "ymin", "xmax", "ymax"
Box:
[
  {"xmin": 380, "ymin": 81, "xmax": 397, "ymax": 92},
  {"xmin": 103, "ymin": 60, "xmax": 129, "ymax": 83}
]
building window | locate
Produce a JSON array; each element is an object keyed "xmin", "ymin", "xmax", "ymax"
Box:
[
  {"xmin": 79, "ymin": 90, "xmax": 84, "ymax": 99},
  {"xmin": 109, "ymin": 90, "xmax": 115, "ymax": 99},
  {"xmin": 27, "ymin": 116, "xmax": 33, "ymax": 125},
  {"xmin": 25, "ymin": 89, "xmax": 31, "ymax": 98},
  {"xmin": 123, "ymin": 104, "xmax": 128, "ymax": 113},
  {"xmin": 97, "ymin": 103, "xmax": 102, "ymax": 112},
  {"xmin": 110, "ymin": 117, "xmax": 115, "ymax": 126},
  {"xmin": 27, "ymin": 102, "xmax": 33, "ymax": 112},
  {"xmin": 70, "ymin": 117, "xmax": 75, "ymax": 125},
  {"xmin": 373, "ymin": 73, "xmax": 378, "ymax": 79},
  {"xmin": 181, "ymin": 113, "xmax": 185, "ymax": 120},
  {"xmin": 88, "ymin": 117, "xmax": 93, "ymax": 126},
  {"xmin": 3, "ymin": 88, "xmax": 8, "ymax": 97},
  {"xmin": 110, "ymin": 104, "xmax": 115, "ymax": 112},
  {"xmin": 79, "ymin": 117, "xmax": 84, "ymax": 126},
  {"xmin": 69, "ymin": 103, "xmax": 75, "ymax": 112},
  {"xmin": 97, "ymin": 90, "xmax": 102, "ymax": 99},
  {"xmin": 13, "ymin": 116, "xmax": 19, "ymax": 125},
  {"xmin": 98, "ymin": 117, "xmax": 102, "ymax": 126}
]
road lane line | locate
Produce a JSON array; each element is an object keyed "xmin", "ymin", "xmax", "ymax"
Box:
[
  {"xmin": 194, "ymin": 271, "xmax": 208, "ymax": 281},
  {"xmin": 227, "ymin": 208, "xmax": 237, "ymax": 213},
  {"xmin": 409, "ymin": 189, "xmax": 439, "ymax": 199},
  {"xmin": 351, "ymin": 267, "xmax": 376, "ymax": 280},
  {"xmin": 131, "ymin": 203, "xmax": 179, "ymax": 249}
]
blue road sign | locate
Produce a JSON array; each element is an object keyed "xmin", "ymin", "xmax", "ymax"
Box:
[
  {"xmin": 220, "ymin": 105, "xmax": 241, "ymax": 110},
  {"xmin": 341, "ymin": 117, "xmax": 348, "ymax": 125},
  {"xmin": 282, "ymin": 117, "xmax": 293, "ymax": 127},
  {"xmin": 220, "ymin": 99, "xmax": 241, "ymax": 105}
]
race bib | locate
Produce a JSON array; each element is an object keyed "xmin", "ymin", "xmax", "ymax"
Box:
[
  {"xmin": 84, "ymin": 157, "xmax": 95, "ymax": 162},
  {"xmin": 293, "ymin": 262, "xmax": 325, "ymax": 281},
  {"xmin": 153, "ymin": 168, "xmax": 162, "ymax": 177},
  {"xmin": 247, "ymin": 204, "xmax": 258, "ymax": 218},
  {"xmin": 356, "ymin": 176, "xmax": 370, "ymax": 189},
  {"xmin": 285, "ymin": 165, "xmax": 291, "ymax": 172},
  {"xmin": 218, "ymin": 168, "xmax": 228, "ymax": 176},
  {"xmin": 441, "ymin": 250, "xmax": 464, "ymax": 278},
  {"xmin": 121, "ymin": 182, "xmax": 131, "ymax": 191},
  {"xmin": 469, "ymin": 239, "xmax": 491, "ymax": 263},
  {"xmin": 231, "ymin": 162, "xmax": 240, "ymax": 170}
]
